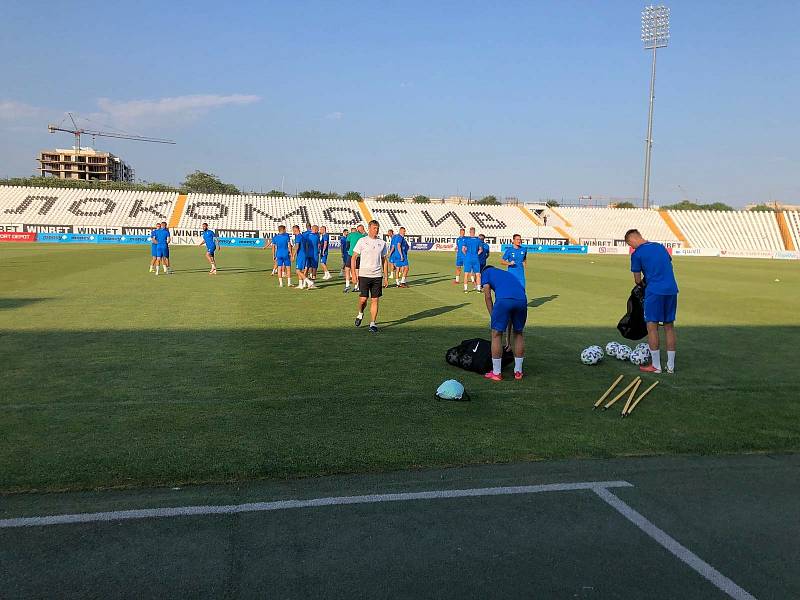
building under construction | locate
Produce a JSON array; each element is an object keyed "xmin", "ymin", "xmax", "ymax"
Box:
[{"xmin": 37, "ymin": 147, "xmax": 134, "ymax": 182}]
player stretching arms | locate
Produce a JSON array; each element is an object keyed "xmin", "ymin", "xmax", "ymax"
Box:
[
  {"xmin": 149, "ymin": 221, "xmax": 160, "ymax": 272},
  {"xmin": 625, "ymin": 229, "xmax": 679, "ymax": 374},
  {"xmin": 453, "ymin": 227, "xmax": 466, "ymax": 284},
  {"xmin": 151, "ymin": 223, "xmax": 170, "ymax": 275},
  {"xmin": 461, "ymin": 227, "xmax": 483, "ymax": 293},
  {"xmin": 393, "ymin": 227, "xmax": 410, "ymax": 287},
  {"xmin": 271, "ymin": 225, "xmax": 292, "ymax": 287},
  {"xmin": 198, "ymin": 223, "xmax": 218, "ymax": 274},
  {"xmin": 351, "ymin": 220, "xmax": 388, "ymax": 333},
  {"xmin": 318, "ymin": 226, "xmax": 332, "ymax": 280}
]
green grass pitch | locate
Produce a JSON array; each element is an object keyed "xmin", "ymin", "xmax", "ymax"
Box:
[{"xmin": 2, "ymin": 245, "xmax": 799, "ymax": 493}]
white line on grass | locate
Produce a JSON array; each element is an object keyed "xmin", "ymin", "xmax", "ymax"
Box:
[
  {"xmin": 0, "ymin": 480, "xmax": 632, "ymax": 529},
  {"xmin": 593, "ymin": 486, "xmax": 757, "ymax": 600}
]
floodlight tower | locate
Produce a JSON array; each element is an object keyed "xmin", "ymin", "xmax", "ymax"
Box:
[{"xmin": 641, "ymin": 5, "xmax": 670, "ymax": 209}]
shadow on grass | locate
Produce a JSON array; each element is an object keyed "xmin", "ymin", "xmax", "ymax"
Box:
[
  {"xmin": 0, "ymin": 298, "xmax": 51, "ymax": 310},
  {"xmin": 383, "ymin": 304, "xmax": 469, "ymax": 329},
  {"xmin": 529, "ymin": 295, "xmax": 559, "ymax": 308}
]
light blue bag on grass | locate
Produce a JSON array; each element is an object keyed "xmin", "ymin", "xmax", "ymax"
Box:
[{"xmin": 435, "ymin": 380, "xmax": 470, "ymax": 401}]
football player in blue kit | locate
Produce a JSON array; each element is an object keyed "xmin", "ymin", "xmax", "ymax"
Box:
[
  {"xmin": 198, "ymin": 223, "xmax": 218, "ymax": 275},
  {"xmin": 270, "ymin": 225, "xmax": 292, "ymax": 287},
  {"xmin": 461, "ymin": 227, "xmax": 483, "ymax": 293}
]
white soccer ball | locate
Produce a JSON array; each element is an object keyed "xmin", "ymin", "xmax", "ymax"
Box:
[
  {"xmin": 581, "ymin": 345, "xmax": 604, "ymax": 365},
  {"xmin": 630, "ymin": 347, "xmax": 650, "ymax": 366},
  {"xmin": 634, "ymin": 342, "xmax": 650, "ymax": 355},
  {"xmin": 605, "ymin": 342, "xmax": 620, "ymax": 356},
  {"xmin": 615, "ymin": 344, "xmax": 632, "ymax": 361}
]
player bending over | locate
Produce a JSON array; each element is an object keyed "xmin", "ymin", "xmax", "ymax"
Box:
[
  {"xmin": 393, "ymin": 227, "xmax": 410, "ymax": 287},
  {"xmin": 481, "ymin": 266, "xmax": 527, "ymax": 381},
  {"xmin": 198, "ymin": 223, "xmax": 218, "ymax": 274},
  {"xmin": 625, "ymin": 229, "xmax": 678, "ymax": 374},
  {"xmin": 461, "ymin": 227, "xmax": 483, "ymax": 293},
  {"xmin": 271, "ymin": 225, "xmax": 292, "ymax": 287},
  {"xmin": 351, "ymin": 220, "xmax": 388, "ymax": 334}
]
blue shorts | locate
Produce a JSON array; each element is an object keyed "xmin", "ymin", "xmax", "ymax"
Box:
[
  {"xmin": 296, "ymin": 255, "xmax": 306, "ymax": 270},
  {"xmin": 644, "ymin": 293, "xmax": 678, "ymax": 323},
  {"xmin": 319, "ymin": 254, "xmax": 328, "ymax": 265},
  {"xmin": 206, "ymin": 245, "xmax": 216, "ymax": 257},
  {"xmin": 463, "ymin": 257, "xmax": 480, "ymax": 273},
  {"xmin": 155, "ymin": 245, "xmax": 168, "ymax": 258},
  {"xmin": 151, "ymin": 245, "xmax": 157, "ymax": 257},
  {"xmin": 455, "ymin": 255, "xmax": 464, "ymax": 267},
  {"xmin": 491, "ymin": 297, "xmax": 528, "ymax": 333},
  {"xmin": 342, "ymin": 254, "xmax": 350, "ymax": 267},
  {"xmin": 276, "ymin": 255, "xmax": 290, "ymax": 267},
  {"xmin": 305, "ymin": 256, "xmax": 318, "ymax": 269},
  {"xmin": 394, "ymin": 257, "xmax": 409, "ymax": 268}
]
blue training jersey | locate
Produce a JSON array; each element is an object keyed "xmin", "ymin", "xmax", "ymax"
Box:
[
  {"xmin": 340, "ymin": 236, "xmax": 350, "ymax": 257},
  {"xmin": 319, "ymin": 233, "xmax": 329, "ymax": 256},
  {"xmin": 502, "ymin": 247, "xmax": 527, "ymax": 270},
  {"xmin": 294, "ymin": 232, "xmax": 306, "ymax": 257},
  {"xmin": 304, "ymin": 232, "xmax": 320, "ymax": 257},
  {"xmin": 455, "ymin": 236, "xmax": 465, "ymax": 254},
  {"xmin": 153, "ymin": 228, "xmax": 170, "ymax": 246},
  {"xmin": 480, "ymin": 242, "xmax": 490, "ymax": 264},
  {"xmin": 201, "ymin": 229, "xmax": 216, "ymax": 248},
  {"xmin": 631, "ymin": 242, "xmax": 679, "ymax": 295},
  {"xmin": 272, "ymin": 232, "xmax": 291, "ymax": 257},
  {"xmin": 150, "ymin": 229, "xmax": 158, "ymax": 247},
  {"xmin": 389, "ymin": 234, "xmax": 401, "ymax": 258},
  {"xmin": 462, "ymin": 236, "xmax": 481, "ymax": 257},
  {"xmin": 482, "ymin": 266, "xmax": 527, "ymax": 300}
]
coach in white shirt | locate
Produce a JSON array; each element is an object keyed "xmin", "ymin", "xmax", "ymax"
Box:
[{"xmin": 350, "ymin": 220, "xmax": 389, "ymax": 333}]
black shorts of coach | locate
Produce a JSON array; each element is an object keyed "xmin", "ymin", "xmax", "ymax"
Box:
[{"xmin": 358, "ymin": 276, "xmax": 383, "ymax": 298}]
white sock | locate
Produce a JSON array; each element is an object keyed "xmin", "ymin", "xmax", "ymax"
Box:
[
  {"xmin": 370, "ymin": 321, "xmax": 376, "ymax": 327},
  {"xmin": 650, "ymin": 349, "xmax": 662, "ymax": 370},
  {"xmin": 492, "ymin": 358, "xmax": 502, "ymax": 375},
  {"xmin": 464, "ymin": 284, "xmax": 468, "ymax": 291},
  {"xmin": 389, "ymin": 272, "xmax": 394, "ymax": 279},
  {"xmin": 667, "ymin": 351, "xmax": 676, "ymax": 370},
  {"xmin": 287, "ymin": 278, "xmax": 292, "ymax": 285},
  {"xmin": 514, "ymin": 357, "xmax": 523, "ymax": 372},
  {"xmin": 401, "ymin": 276, "xmax": 406, "ymax": 283},
  {"xmin": 455, "ymin": 276, "xmax": 459, "ymax": 281},
  {"xmin": 155, "ymin": 265, "xmax": 160, "ymax": 273},
  {"xmin": 357, "ymin": 312, "xmax": 364, "ymax": 319},
  {"xmin": 345, "ymin": 282, "xmax": 350, "ymax": 289},
  {"xmin": 299, "ymin": 280, "xmax": 305, "ymax": 289},
  {"xmin": 279, "ymin": 279, "xmax": 283, "ymax": 287}
]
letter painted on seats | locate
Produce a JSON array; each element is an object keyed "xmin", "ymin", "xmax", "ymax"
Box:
[
  {"xmin": 245, "ymin": 203, "xmax": 309, "ymax": 224},
  {"xmin": 372, "ymin": 208, "xmax": 408, "ymax": 227},
  {"xmin": 128, "ymin": 199, "xmax": 172, "ymax": 219},
  {"xmin": 186, "ymin": 202, "xmax": 229, "ymax": 220},
  {"xmin": 421, "ymin": 210, "xmax": 466, "ymax": 229},
  {"xmin": 69, "ymin": 198, "xmax": 116, "ymax": 217},
  {"xmin": 4, "ymin": 195, "xmax": 57, "ymax": 215}
]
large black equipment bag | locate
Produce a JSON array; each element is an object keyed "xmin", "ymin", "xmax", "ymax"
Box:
[
  {"xmin": 617, "ymin": 284, "xmax": 648, "ymax": 340},
  {"xmin": 445, "ymin": 338, "xmax": 514, "ymax": 374}
]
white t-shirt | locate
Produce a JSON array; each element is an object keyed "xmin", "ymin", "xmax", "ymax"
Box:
[{"xmin": 352, "ymin": 236, "xmax": 387, "ymax": 277}]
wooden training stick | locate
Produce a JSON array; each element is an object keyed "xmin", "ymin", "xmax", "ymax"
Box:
[
  {"xmin": 621, "ymin": 378, "xmax": 642, "ymax": 416},
  {"xmin": 625, "ymin": 380, "xmax": 660, "ymax": 416},
  {"xmin": 604, "ymin": 377, "xmax": 640, "ymax": 410},
  {"xmin": 593, "ymin": 374, "xmax": 624, "ymax": 410}
]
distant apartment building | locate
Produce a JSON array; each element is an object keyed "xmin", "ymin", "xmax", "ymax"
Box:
[{"xmin": 37, "ymin": 147, "xmax": 134, "ymax": 182}]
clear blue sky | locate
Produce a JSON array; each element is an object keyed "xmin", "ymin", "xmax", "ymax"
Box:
[{"xmin": 2, "ymin": 0, "xmax": 798, "ymax": 206}]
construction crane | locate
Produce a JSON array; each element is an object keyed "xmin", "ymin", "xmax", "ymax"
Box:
[{"xmin": 47, "ymin": 112, "xmax": 176, "ymax": 151}]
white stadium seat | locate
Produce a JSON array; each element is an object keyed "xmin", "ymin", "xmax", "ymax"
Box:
[
  {"xmin": 668, "ymin": 210, "xmax": 784, "ymax": 251},
  {"xmin": 554, "ymin": 207, "xmax": 678, "ymax": 243},
  {"xmin": 783, "ymin": 211, "xmax": 800, "ymax": 251},
  {"xmin": 0, "ymin": 186, "xmax": 178, "ymax": 231}
]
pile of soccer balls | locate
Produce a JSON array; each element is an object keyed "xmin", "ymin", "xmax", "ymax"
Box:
[{"xmin": 580, "ymin": 341, "xmax": 651, "ymax": 366}]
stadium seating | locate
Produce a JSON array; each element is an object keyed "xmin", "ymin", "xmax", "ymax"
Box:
[
  {"xmin": 364, "ymin": 201, "xmax": 564, "ymax": 242},
  {"xmin": 553, "ymin": 207, "xmax": 679, "ymax": 243},
  {"xmin": 174, "ymin": 194, "xmax": 366, "ymax": 234},
  {"xmin": 668, "ymin": 210, "xmax": 784, "ymax": 251},
  {"xmin": 784, "ymin": 211, "xmax": 800, "ymax": 250},
  {"xmin": 0, "ymin": 186, "xmax": 178, "ymax": 230}
]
